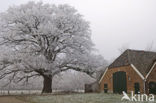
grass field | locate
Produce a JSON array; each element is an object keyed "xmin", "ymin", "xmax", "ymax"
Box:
[
  {"xmin": 18, "ymin": 93, "xmax": 156, "ymax": 103},
  {"xmin": 20, "ymin": 93, "xmax": 122, "ymax": 103},
  {"xmin": 0, "ymin": 93, "xmax": 155, "ymax": 103}
]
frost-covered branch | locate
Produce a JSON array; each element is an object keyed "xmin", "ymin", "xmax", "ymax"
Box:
[{"xmin": 0, "ymin": 1, "xmax": 106, "ymax": 93}]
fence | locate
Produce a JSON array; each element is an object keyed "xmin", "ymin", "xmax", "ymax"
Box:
[{"xmin": 0, "ymin": 89, "xmax": 84, "ymax": 95}]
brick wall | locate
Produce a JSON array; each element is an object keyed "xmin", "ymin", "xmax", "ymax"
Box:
[{"xmin": 99, "ymin": 65, "xmax": 144, "ymax": 93}]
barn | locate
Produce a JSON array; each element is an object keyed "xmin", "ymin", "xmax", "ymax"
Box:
[{"xmin": 99, "ymin": 49, "xmax": 156, "ymax": 94}]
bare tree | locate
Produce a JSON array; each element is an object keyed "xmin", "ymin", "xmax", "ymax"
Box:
[
  {"xmin": 0, "ymin": 2, "xmax": 103, "ymax": 93},
  {"xmin": 145, "ymin": 41, "xmax": 156, "ymax": 51},
  {"xmin": 118, "ymin": 43, "xmax": 130, "ymax": 53}
]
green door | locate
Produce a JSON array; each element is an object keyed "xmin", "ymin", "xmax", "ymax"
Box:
[{"xmin": 113, "ymin": 71, "xmax": 127, "ymax": 93}]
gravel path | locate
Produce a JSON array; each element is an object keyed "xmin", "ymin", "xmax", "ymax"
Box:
[{"xmin": 0, "ymin": 96, "xmax": 28, "ymax": 103}]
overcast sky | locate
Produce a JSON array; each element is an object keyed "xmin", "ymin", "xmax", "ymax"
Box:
[{"xmin": 0, "ymin": 0, "xmax": 156, "ymax": 61}]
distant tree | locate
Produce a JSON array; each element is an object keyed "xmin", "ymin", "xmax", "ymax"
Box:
[
  {"xmin": 145, "ymin": 41, "xmax": 156, "ymax": 51},
  {"xmin": 0, "ymin": 2, "xmax": 104, "ymax": 93},
  {"xmin": 118, "ymin": 43, "xmax": 130, "ymax": 54},
  {"xmin": 52, "ymin": 71, "xmax": 90, "ymax": 92}
]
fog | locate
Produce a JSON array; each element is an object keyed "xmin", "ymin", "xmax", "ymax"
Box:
[{"xmin": 0, "ymin": 0, "xmax": 156, "ymax": 61}]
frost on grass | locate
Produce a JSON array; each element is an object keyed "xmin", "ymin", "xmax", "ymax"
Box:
[
  {"xmin": 27, "ymin": 93, "xmax": 123, "ymax": 103},
  {"xmin": 26, "ymin": 93, "xmax": 156, "ymax": 103}
]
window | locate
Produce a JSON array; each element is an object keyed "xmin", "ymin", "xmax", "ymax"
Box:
[
  {"xmin": 104, "ymin": 84, "xmax": 108, "ymax": 93},
  {"xmin": 104, "ymin": 84, "xmax": 108, "ymax": 88},
  {"xmin": 149, "ymin": 82, "xmax": 156, "ymax": 94},
  {"xmin": 134, "ymin": 82, "xmax": 140, "ymax": 94}
]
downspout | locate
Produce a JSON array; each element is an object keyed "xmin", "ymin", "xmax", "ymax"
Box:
[{"xmin": 143, "ymin": 79, "xmax": 146, "ymax": 94}]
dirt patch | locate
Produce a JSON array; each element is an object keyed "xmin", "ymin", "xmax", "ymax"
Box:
[{"xmin": 0, "ymin": 96, "xmax": 29, "ymax": 103}]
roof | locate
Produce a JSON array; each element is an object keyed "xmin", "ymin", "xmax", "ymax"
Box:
[
  {"xmin": 108, "ymin": 49, "xmax": 156, "ymax": 77},
  {"xmin": 96, "ymin": 68, "xmax": 106, "ymax": 81}
]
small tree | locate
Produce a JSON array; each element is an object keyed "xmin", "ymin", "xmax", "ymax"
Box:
[{"xmin": 0, "ymin": 2, "xmax": 104, "ymax": 93}]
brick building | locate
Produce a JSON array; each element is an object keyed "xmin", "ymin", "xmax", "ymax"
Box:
[{"xmin": 99, "ymin": 49, "xmax": 156, "ymax": 94}]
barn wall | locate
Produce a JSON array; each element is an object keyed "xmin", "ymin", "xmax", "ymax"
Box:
[{"xmin": 100, "ymin": 65, "xmax": 144, "ymax": 93}]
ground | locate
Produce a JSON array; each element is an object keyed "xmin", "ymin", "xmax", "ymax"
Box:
[
  {"xmin": 0, "ymin": 93, "xmax": 155, "ymax": 103},
  {"xmin": 0, "ymin": 96, "xmax": 28, "ymax": 103}
]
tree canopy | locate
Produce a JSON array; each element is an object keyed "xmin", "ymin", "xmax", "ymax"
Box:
[{"xmin": 0, "ymin": 2, "xmax": 105, "ymax": 93}]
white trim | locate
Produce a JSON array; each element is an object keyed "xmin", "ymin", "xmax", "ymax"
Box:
[
  {"xmin": 98, "ymin": 67, "xmax": 108, "ymax": 84},
  {"xmin": 145, "ymin": 62, "xmax": 156, "ymax": 79},
  {"xmin": 130, "ymin": 64, "xmax": 145, "ymax": 80},
  {"xmin": 99, "ymin": 64, "xmax": 145, "ymax": 84}
]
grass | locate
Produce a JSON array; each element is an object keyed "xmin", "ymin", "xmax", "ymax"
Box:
[
  {"xmin": 17, "ymin": 93, "xmax": 156, "ymax": 103},
  {"xmin": 20, "ymin": 93, "xmax": 123, "ymax": 103}
]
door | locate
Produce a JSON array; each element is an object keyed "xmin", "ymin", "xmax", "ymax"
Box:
[
  {"xmin": 113, "ymin": 71, "xmax": 127, "ymax": 93},
  {"xmin": 134, "ymin": 83, "xmax": 140, "ymax": 94},
  {"xmin": 149, "ymin": 82, "xmax": 156, "ymax": 94},
  {"xmin": 104, "ymin": 84, "xmax": 108, "ymax": 93}
]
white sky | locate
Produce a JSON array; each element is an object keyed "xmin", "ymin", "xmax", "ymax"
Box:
[{"xmin": 0, "ymin": 0, "xmax": 156, "ymax": 61}]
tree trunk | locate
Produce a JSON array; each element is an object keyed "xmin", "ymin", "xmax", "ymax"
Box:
[{"xmin": 42, "ymin": 75, "xmax": 52, "ymax": 93}]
